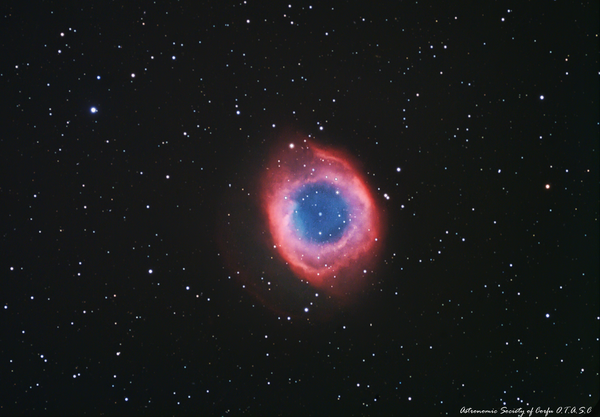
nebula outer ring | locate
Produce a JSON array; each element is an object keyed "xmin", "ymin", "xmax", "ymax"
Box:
[{"xmin": 261, "ymin": 140, "xmax": 383, "ymax": 296}]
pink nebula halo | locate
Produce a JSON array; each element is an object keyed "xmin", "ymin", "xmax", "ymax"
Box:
[{"xmin": 261, "ymin": 139, "xmax": 384, "ymax": 297}]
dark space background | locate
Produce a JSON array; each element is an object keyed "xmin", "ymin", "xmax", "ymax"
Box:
[{"xmin": 1, "ymin": 1, "xmax": 598, "ymax": 416}]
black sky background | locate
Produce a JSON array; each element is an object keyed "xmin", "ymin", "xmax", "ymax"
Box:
[{"xmin": 1, "ymin": 1, "xmax": 598, "ymax": 416}]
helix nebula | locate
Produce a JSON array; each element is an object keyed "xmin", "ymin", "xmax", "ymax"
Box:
[
  {"xmin": 261, "ymin": 140, "xmax": 383, "ymax": 297},
  {"xmin": 218, "ymin": 135, "xmax": 385, "ymax": 318}
]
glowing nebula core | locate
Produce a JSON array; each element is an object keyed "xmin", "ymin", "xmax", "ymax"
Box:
[{"xmin": 261, "ymin": 140, "xmax": 383, "ymax": 297}]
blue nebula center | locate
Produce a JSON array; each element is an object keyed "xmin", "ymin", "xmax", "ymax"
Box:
[{"xmin": 291, "ymin": 182, "xmax": 350, "ymax": 244}]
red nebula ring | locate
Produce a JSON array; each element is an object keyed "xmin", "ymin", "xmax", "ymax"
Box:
[{"xmin": 261, "ymin": 139, "xmax": 384, "ymax": 297}]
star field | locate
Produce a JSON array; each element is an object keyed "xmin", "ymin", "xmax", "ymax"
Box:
[{"xmin": 1, "ymin": 1, "xmax": 598, "ymax": 416}]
